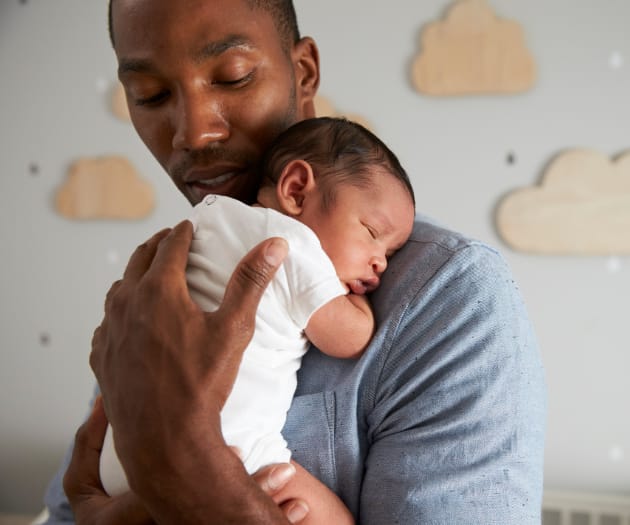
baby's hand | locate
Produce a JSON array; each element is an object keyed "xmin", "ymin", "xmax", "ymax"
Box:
[
  {"xmin": 252, "ymin": 461, "xmax": 355, "ymax": 525},
  {"xmin": 250, "ymin": 462, "xmax": 309, "ymax": 523}
]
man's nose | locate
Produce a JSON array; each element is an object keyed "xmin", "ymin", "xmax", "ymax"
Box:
[{"xmin": 172, "ymin": 90, "xmax": 229, "ymax": 150}]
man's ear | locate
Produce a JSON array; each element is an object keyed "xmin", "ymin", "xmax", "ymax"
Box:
[
  {"xmin": 292, "ymin": 37, "xmax": 320, "ymax": 119},
  {"xmin": 276, "ymin": 160, "xmax": 317, "ymax": 216}
]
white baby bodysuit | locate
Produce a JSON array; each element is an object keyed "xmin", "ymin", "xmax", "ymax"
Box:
[{"xmin": 99, "ymin": 194, "xmax": 346, "ymax": 495}]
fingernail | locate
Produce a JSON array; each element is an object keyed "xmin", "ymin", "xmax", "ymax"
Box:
[
  {"xmin": 264, "ymin": 238, "xmax": 288, "ymax": 266},
  {"xmin": 287, "ymin": 501, "xmax": 309, "ymax": 523},
  {"xmin": 268, "ymin": 463, "xmax": 296, "ymax": 491}
]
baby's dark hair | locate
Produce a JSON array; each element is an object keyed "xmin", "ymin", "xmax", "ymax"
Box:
[
  {"xmin": 108, "ymin": 1, "xmax": 300, "ymax": 53},
  {"xmin": 260, "ymin": 117, "xmax": 415, "ymax": 209}
]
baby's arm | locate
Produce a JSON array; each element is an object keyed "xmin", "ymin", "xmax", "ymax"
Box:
[{"xmin": 305, "ymin": 294, "xmax": 374, "ymax": 359}]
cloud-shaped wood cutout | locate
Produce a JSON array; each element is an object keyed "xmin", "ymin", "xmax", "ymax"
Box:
[
  {"xmin": 56, "ymin": 156, "xmax": 155, "ymax": 220},
  {"xmin": 111, "ymin": 82, "xmax": 131, "ymax": 122},
  {"xmin": 412, "ymin": 0, "xmax": 536, "ymax": 96},
  {"xmin": 314, "ymin": 95, "xmax": 373, "ymax": 131},
  {"xmin": 496, "ymin": 150, "xmax": 630, "ymax": 255}
]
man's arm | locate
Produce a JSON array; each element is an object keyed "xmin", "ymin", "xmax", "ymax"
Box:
[
  {"xmin": 61, "ymin": 394, "xmax": 356, "ymax": 525},
  {"xmin": 305, "ymin": 294, "xmax": 374, "ymax": 359},
  {"xmin": 87, "ymin": 222, "xmax": 295, "ymax": 524},
  {"xmin": 61, "ymin": 392, "xmax": 316, "ymax": 524}
]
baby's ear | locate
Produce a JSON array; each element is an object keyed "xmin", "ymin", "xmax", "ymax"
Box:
[{"xmin": 276, "ymin": 160, "xmax": 317, "ymax": 216}]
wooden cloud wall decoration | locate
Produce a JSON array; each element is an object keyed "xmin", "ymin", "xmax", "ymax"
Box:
[
  {"xmin": 56, "ymin": 156, "xmax": 155, "ymax": 220},
  {"xmin": 111, "ymin": 82, "xmax": 131, "ymax": 122},
  {"xmin": 314, "ymin": 95, "xmax": 373, "ymax": 131},
  {"xmin": 496, "ymin": 150, "xmax": 630, "ymax": 255},
  {"xmin": 412, "ymin": 0, "xmax": 536, "ymax": 96}
]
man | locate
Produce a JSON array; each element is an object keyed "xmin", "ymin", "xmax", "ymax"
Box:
[{"xmin": 44, "ymin": 0, "xmax": 546, "ymax": 523}]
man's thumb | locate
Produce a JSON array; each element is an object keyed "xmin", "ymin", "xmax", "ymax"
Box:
[{"xmin": 220, "ymin": 237, "xmax": 288, "ymax": 329}]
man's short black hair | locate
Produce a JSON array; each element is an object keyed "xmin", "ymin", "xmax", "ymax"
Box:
[
  {"xmin": 108, "ymin": 0, "xmax": 300, "ymax": 51},
  {"xmin": 245, "ymin": 0, "xmax": 300, "ymax": 50}
]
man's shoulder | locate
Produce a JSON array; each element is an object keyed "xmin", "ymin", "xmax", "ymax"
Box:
[
  {"xmin": 407, "ymin": 214, "xmax": 498, "ymax": 257},
  {"xmin": 386, "ymin": 215, "xmax": 504, "ymax": 286},
  {"xmin": 370, "ymin": 215, "xmax": 518, "ymax": 328}
]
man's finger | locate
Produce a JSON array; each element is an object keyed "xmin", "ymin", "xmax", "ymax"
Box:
[
  {"xmin": 110, "ymin": 491, "xmax": 154, "ymax": 525},
  {"xmin": 222, "ymin": 237, "xmax": 288, "ymax": 319},
  {"xmin": 64, "ymin": 397, "xmax": 108, "ymax": 497},
  {"xmin": 80, "ymin": 396, "xmax": 108, "ymax": 452},
  {"xmin": 103, "ymin": 279, "xmax": 122, "ymax": 314},
  {"xmin": 137, "ymin": 221, "xmax": 196, "ymax": 301},
  {"xmin": 123, "ymin": 228, "xmax": 172, "ymax": 281},
  {"xmin": 149, "ymin": 220, "xmax": 194, "ymax": 275},
  {"xmin": 219, "ymin": 237, "xmax": 288, "ymax": 331}
]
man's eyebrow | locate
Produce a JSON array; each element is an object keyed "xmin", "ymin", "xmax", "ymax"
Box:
[
  {"xmin": 118, "ymin": 58, "xmax": 153, "ymax": 76},
  {"xmin": 194, "ymin": 35, "xmax": 254, "ymax": 63},
  {"xmin": 117, "ymin": 36, "xmax": 254, "ymax": 76}
]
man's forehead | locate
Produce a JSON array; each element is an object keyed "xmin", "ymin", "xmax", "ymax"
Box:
[
  {"xmin": 111, "ymin": 0, "xmax": 271, "ymax": 32},
  {"xmin": 112, "ymin": 0, "xmax": 265, "ymax": 22},
  {"xmin": 112, "ymin": 0, "xmax": 280, "ymax": 57}
]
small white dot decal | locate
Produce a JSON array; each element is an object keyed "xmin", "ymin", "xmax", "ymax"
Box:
[
  {"xmin": 606, "ymin": 257, "xmax": 622, "ymax": 274},
  {"xmin": 609, "ymin": 51, "xmax": 624, "ymax": 70},
  {"xmin": 107, "ymin": 249, "xmax": 120, "ymax": 265},
  {"xmin": 95, "ymin": 77, "xmax": 109, "ymax": 93},
  {"xmin": 608, "ymin": 445, "xmax": 625, "ymax": 463}
]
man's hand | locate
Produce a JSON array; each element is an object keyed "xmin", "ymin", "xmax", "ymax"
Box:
[
  {"xmin": 89, "ymin": 221, "xmax": 291, "ymax": 522},
  {"xmin": 63, "ymin": 397, "xmax": 153, "ymax": 525},
  {"xmin": 63, "ymin": 398, "xmax": 309, "ymax": 524}
]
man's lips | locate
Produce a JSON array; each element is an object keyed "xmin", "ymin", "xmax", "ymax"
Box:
[
  {"xmin": 181, "ymin": 165, "xmax": 249, "ymax": 203},
  {"xmin": 183, "ymin": 164, "xmax": 246, "ymax": 187},
  {"xmin": 187, "ymin": 171, "xmax": 239, "ymax": 188}
]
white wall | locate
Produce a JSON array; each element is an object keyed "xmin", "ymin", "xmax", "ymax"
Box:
[{"xmin": 0, "ymin": 0, "xmax": 628, "ymax": 514}]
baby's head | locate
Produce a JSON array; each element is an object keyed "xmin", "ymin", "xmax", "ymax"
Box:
[
  {"xmin": 257, "ymin": 117, "xmax": 415, "ymax": 295},
  {"xmin": 258, "ymin": 117, "xmax": 414, "ymax": 210}
]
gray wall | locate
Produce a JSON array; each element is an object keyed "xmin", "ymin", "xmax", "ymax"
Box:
[{"xmin": 1, "ymin": 0, "xmax": 628, "ymax": 514}]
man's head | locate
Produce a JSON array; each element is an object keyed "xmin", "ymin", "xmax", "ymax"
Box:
[
  {"xmin": 110, "ymin": 0, "xmax": 319, "ymax": 205},
  {"xmin": 257, "ymin": 117, "xmax": 416, "ymax": 295}
]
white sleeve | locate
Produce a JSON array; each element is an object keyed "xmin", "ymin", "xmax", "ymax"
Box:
[{"xmin": 279, "ymin": 223, "xmax": 347, "ymax": 329}]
